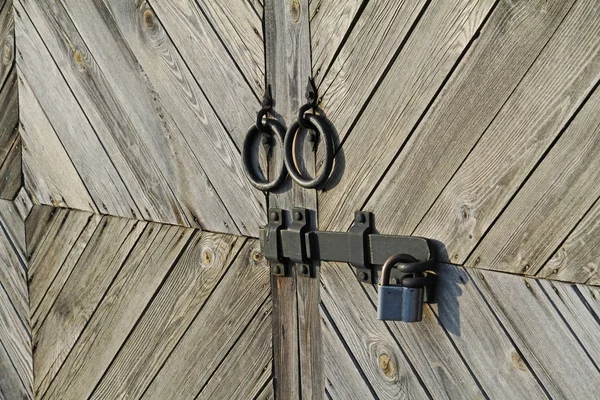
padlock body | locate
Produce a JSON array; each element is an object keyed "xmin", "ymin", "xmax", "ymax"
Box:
[{"xmin": 378, "ymin": 285, "xmax": 424, "ymax": 322}]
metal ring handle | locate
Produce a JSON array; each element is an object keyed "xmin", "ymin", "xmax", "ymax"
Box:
[
  {"xmin": 242, "ymin": 119, "xmax": 287, "ymax": 191},
  {"xmin": 284, "ymin": 113, "xmax": 334, "ymax": 189}
]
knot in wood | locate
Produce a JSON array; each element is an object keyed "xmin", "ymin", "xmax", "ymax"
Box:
[
  {"xmin": 289, "ymin": 0, "xmax": 301, "ymax": 22},
  {"xmin": 143, "ymin": 9, "xmax": 156, "ymax": 29},
  {"xmin": 378, "ymin": 353, "xmax": 395, "ymax": 378}
]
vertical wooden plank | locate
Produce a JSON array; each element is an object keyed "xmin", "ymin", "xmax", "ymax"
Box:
[{"xmin": 265, "ymin": 0, "xmax": 321, "ymax": 396}]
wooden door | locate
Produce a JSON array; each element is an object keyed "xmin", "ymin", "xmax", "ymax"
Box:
[{"xmin": 269, "ymin": 0, "xmax": 600, "ymax": 398}]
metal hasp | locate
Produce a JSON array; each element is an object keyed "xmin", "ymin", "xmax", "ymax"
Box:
[{"xmin": 259, "ymin": 208, "xmax": 437, "ymax": 322}]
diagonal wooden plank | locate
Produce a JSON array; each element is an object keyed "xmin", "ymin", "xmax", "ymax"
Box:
[
  {"xmin": 14, "ymin": 3, "xmax": 139, "ymax": 219},
  {"xmin": 320, "ymin": 261, "xmax": 429, "ymax": 399},
  {"xmin": 537, "ymin": 197, "xmax": 600, "ymax": 284},
  {"xmin": 44, "ymin": 223, "xmax": 194, "ymax": 400},
  {"xmin": 141, "ymin": 239, "xmax": 270, "ymax": 399},
  {"xmin": 466, "ymin": 81, "xmax": 600, "ymax": 275},
  {"xmin": 18, "ymin": 73, "xmax": 97, "ymax": 212},
  {"xmin": 21, "ymin": 0, "xmax": 189, "ymax": 226},
  {"xmin": 539, "ymin": 280, "xmax": 600, "ymax": 366},
  {"xmin": 24, "ymin": 205, "xmax": 57, "ymax": 261},
  {"xmin": 0, "ymin": 198, "xmax": 26, "ymax": 260},
  {"xmin": 0, "ymin": 221, "xmax": 27, "ymax": 325},
  {"xmin": 310, "ymin": 0, "xmax": 365, "ymax": 86},
  {"xmin": 196, "ymin": 298, "xmax": 272, "ymax": 400},
  {"xmin": 430, "ymin": 264, "xmax": 547, "ymax": 398},
  {"xmin": 90, "ymin": 232, "xmax": 246, "ymax": 400},
  {"xmin": 0, "ymin": 135, "xmax": 21, "ymax": 200},
  {"xmin": 32, "ymin": 216, "xmax": 146, "ymax": 398},
  {"xmin": 320, "ymin": 304, "xmax": 375, "ymax": 399},
  {"xmin": 100, "ymin": 0, "xmax": 266, "ymax": 235},
  {"xmin": 0, "ymin": 0, "xmax": 14, "ymax": 90},
  {"xmin": 0, "ymin": 338, "xmax": 30, "ymax": 400},
  {"xmin": 150, "ymin": 0, "xmax": 259, "ymax": 147},
  {"xmin": 416, "ymin": 0, "xmax": 600, "ymax": 265},
  {"xmin": 30, "ymin": 212, "xmax": 102, "ymax": 333},
  {"xmin": 470, "ymin": 269, "xmax": 600, "ymax": 397},
  {"xmin": 194, "ymin": 0, "xmax": 264, "ymax": 96},
  {"xmin": 28, "ymin": 208, "xmax": 97, "ymax": 317},
  {"xmin": 319, "ymin": 0, "xmax": 497, "ymax": 232},
  {"xmin": 0, "ymin": 67, "xmax": 17, "ymax": 166}
]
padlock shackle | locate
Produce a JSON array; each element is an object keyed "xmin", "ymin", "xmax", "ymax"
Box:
[{"xmin": 380, "ymin": 254, "xmax": 435, "ymax": 286}]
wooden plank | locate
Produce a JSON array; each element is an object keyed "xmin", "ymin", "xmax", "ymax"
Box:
[
  {"xmin": 13, "ymin": 187, "xmax": 33, "ymax": 222},
  {"xmin": 29, "ymin": 212, "xmax": 102, "ymax": 331},
  {"xmin": 470, "ymin": 269, "xmax": 600, "ymax": 398},
  {"xmin": 430, "ymin": 264, "xmax": 547, "ymax": 398},
  {"xmin": 319, "ymin": 0, "xmax": 496, "ymax": 231},
  {"xmin": 196, "ymin": 298, "xmax": 273, "ymax": 400},
  {"xmin": 537, "ymin": 198, "xmax": 600, "ymax": 284},
  {"xmin": 195, "ymin": 0, "xmax": 265, "ymax": 96},
  {"xmin": 466, "ymin": 79, "xmax": 600, "ymax": 275},
  {"xmin": 256, "ymin": 379, "xmax": 275, "ymax": 400},
  {"xmin": 0, "ymin": 0, "xmax": 14, "ymax": 90},
  {"xmin": 24, "ymin": 205, "xmax": 57, "ymax": 260},
  {"xmin": 90, "ymin": 232, "xmax": 246, "ymax": 399},
  {"xmin": 0, "ymin": 198, "xmax": 25, "ymax": 259},
  {"xmin": 0, "ymin": 339, "xmax": 30, "ymax": 400},
  {"xmin": 320, "ymin": 304, "xmax": 374, "ymax": 399},
  {"xmin": 0, "ymin": 221, "xmax": 27, "ymax": 324},
  {"xmin": 32, "ymin": 217, "xmax": 146, "ymax": 398},
  {"xmin": 417, "ymin": 0, "xmax": 600, "ymax": 264},
  {"xmin": 97, "ymin": 0, "xmax": 265, "ymax": 235},
  {"xmin": 0, "ymin": 67, "xmax": 17, "ymax": 165},
  {"xmin": 28, "ymin": 208, "xmax": 95, "ymax": 315},
  {"xmin": 149, "ymin": 0, "xmax": 259, "ymax": 147},
  {"xmin": 539, "ymin": 280, "xmax": 600, "ymax": 366},
  {"xmin": 0, "ymin": 272, "xmax": 32, "ymax": 396},
  {"xmin": 264, "ymin": 0, "xmax": 319, "ymax": 396},
  {"xmin": 310, "ymin": 0, "xmax": 364, "ymax": 86},
  {"xmin": 316, "ymin": 0, "xmax": 427, "ymax": 140},
  {"xmin": 0, "ymin": 135, "xmax": 20, "ymax": 200},
  {"xmin": 18, "ymin": 73, "xmax": 97, "ymax": 212},
  {"xmin": 44, "ymin": 224, "xmax": 194, "ymax": 400},
  {"xmin": 141, "ymin": 239, "xmax": 270, "ymax": 399},
  {"xmin": 14, "ymin": 4, "xmax": 140, "ymax": 218},
  {"xmin": 320, "ymin": 261, "xmax": 428, "ymax": 398}
]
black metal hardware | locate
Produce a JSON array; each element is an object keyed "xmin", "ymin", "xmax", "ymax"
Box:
[
  {"xmin": 284, "ymin": 78, "xmax": 335, "ymax": 189},
  {"xmin": 242, "ymin": 85, "xmax": 288, "ymax": 191},
  {"xmin": 259, "ymin": 208, "xmax": 437, "ymax": 294}
]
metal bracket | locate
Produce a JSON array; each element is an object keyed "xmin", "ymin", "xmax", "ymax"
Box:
[{"xmin": 259, "ymin": 208, "xmax": 437, "ymax": 299}]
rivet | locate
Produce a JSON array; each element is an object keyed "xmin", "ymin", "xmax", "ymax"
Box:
[
  {"xmin": 358, "ymin": 271, "xmax": 368, "ymax": 281},
  {"xmin": 252, "ymin": 251, "xmax": 263, "ymax": 262},
  {"xmin": 270, "ymin": 211, "xmax": 279, "ymax": 222},
  {"xmin": 273, "ymin": 264, "xmax": 282, "ymax": 274},
  {"xmin": 301, "ymin": 264, "xmax": 309, "ymax": 274},
  {"xmin": 294, "ymin": 211, "xmax": 303, "ymax": 221},
  {"xmin": 355, "ymin": 213, "xmax": 366, "ymax": 224}
]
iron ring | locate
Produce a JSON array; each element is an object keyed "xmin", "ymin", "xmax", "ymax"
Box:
[
  {"xmin": 242, "ymin": 119, "xmax": 287, "ymax": 191},
  {"xmin": 284, "ymin": 113, "xmax": 334, "ymax": 189}
]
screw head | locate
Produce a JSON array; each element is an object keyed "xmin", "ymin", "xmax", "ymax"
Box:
[
  {"xmin": 294, "ymin": 211, "xmax": 303, "ymax": 221},
  {"xmin": 355, "ymin": 213, "xmax": 366, "ymax": 224},
  {"xmin": 270, "ymin": 211, "xmax": 279, "ymax": 222},
  {"xmin": 301, "ymin": 264, "xmax": 309, "ymax": 275},
  {"xmin": 358, "ymin": 271, "xmax": 368, "ymax": 281},
  {"xmin": 273, "ymin": 264, "xmax": 282, "ymax": 274}
]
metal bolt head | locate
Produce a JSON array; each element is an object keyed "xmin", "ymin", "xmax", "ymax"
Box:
[
  {"xmin": 270, "ymin": 211, "xmax": 279, "ymax": 222},
  {"xmin": 358, "ymin": 271, "xmax": 368, "ymax": 281},
  {"xmin": 294, "ymin": 211, "xmax": 303, "ymax": 221},
  {"xmin": 355, "ymin": 212, "xmax": 366, "ymax": 224},
  {"xmin": 301, "ymin": 264, "xmax": 309, "ymax": 275},
  {"xmin": 273, "ymin": 264, "xmax": 282, "ymax": 274}
]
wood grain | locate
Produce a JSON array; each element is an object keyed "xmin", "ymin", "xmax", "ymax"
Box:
[
  {"xmin": 14, "ymin": 3, "xmax": 139, "ymax": 218},
  {"xmin": 470, "ymin": 269, "xmax": 600, "ymax": 398},
  {"xmin": 44, "ymin": 224, "xmax": 194, "ymax": 400},
  {"xmin": 150, "ymin": 0, "xmax": 259, "ymax": 147},
  {"xmin": 32, "ymin": 217, "xmax": 146, "ymax": 398},
  {"xmin": 0, "ymin": 215, "xmax": 28, "ymax": 321},
  {"xmin": 196, "ymin": 298, "xmax": 272, "ymax": 400},
  {"xmin": 0, "ymin": 337, "xmax": 30, "ymax": 400},
  {"xmin": 0, "ymin": 198, "xmax": 25, "ymax": 259},
  {"xmin": 319, "ymin": 0, "xmax": 496, "ymax": 231},
  {"xmin": 24, "ymin": 205, "xmax": 56, "ymax": 260},
  {"xmin": 194, "ymin": 0, "xmax": 265, "ymax": 96},
  {"xmin": 18, "ymin": 73, "xmax": 96, "ymax": 212},
  {"xmin": 0, "ymin": 0, "xmax": 14, "ymax": 90},
  {"xmin": 417, "ymin": 0, "xmax": 600, "ymax": 264},
  {"xmin": 466, "ymin": 79, "xmax": 600, "ymax": 275},
  {"xmin": 320, "ymin": 261, "xmax": 428, "ymax": 399},
  {"xmin": 0, "ymin": 67, "xmax": 17, "ymax": 166},
  {"xmin": 0, "ymin": 135, "xmax": 21, "ymax": 200},
  {"xmin": 90, "ymin": 232, "xmax": 246, "ymax": 400},
  {"xmin": 141, "ymin": 239, "xmax": 270, "ymax": 399}
]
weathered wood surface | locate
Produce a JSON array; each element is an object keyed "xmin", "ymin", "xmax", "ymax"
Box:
[
  {"xmin": 0, "ymin": 198, "xmax": 25, "ymax": 258},
  {"xmin": 319, "ymin": 0, "xmax": 497, "ymax": 231},
  {"xmin": 265, "ymin": 0, "xmax": 321, "ymax": 397},
  {"xmin": 0, "ymin": 135, "xmax": 20, "ymax": 200},
  {"xmin": 0, "ymin": 67, "xmax": 17, "ymax": 167},
  {"xmin": 0, "ymin": 0, "xmax": 14, "ymax": 90}
]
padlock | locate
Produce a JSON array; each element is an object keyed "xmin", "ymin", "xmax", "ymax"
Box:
[{"xmin": 378, "ymin": 254, "xmax": 425, "ymax": 322}]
